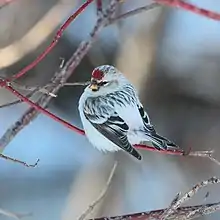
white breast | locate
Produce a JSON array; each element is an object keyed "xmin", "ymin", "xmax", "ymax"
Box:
[
  {"xmin": 78, "ymin": 93, "xmax": 121, "ymax": 152},
  {"xmin": 80, "ymin": 113, "xmax": 121, "ymax": 152}
]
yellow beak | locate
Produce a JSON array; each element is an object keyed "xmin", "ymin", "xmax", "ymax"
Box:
[{"xmin": 89, "ymin": 83, "xmax": 99, "ymax": 91}]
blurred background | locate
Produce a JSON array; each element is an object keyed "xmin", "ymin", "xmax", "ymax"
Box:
[{"xmin": 0, "ymin": 0, "xmax": 220, "ymax": 219}]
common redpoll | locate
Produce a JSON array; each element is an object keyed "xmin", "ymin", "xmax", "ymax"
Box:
[{"xmin": 78, "ymin": 65, "xmax": 178, "ymax": 160}]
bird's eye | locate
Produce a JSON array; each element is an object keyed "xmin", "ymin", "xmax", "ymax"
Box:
[{"xmin": 98, "ymin": 81, "xmax": 109, "ymax": 86}]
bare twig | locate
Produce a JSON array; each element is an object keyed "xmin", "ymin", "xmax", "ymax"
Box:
[
  {"xmin": 0, "ymin": 207, "xmax": 32, "ymax": 220},
  {"xmin": 160, "ymin": 177, "xmax": 220, "ymax": 219},
  {"xmin": 188, "ymin": 150, "xmax": 220, "ymax": 167},
  {"xmin": 0, "ymin": 89, "xmax": 36, "ymax": 109},
  {"xmin": 59, "ymin": 57, "xmax": 65, "ymax": 69},
  {"xmin": 79, "ymin": 161, "xmax": 118, "ymax": 220},
  {"xmin": 156, "ymin": 0, "xmax": 220, "ymax": 21},
  {"xmin": 10, "ymin": 82, "xmax": 57, "ymax": 97},
  {"xmin": 90, "ymin": 202, "xmax": 220, "ymax": 219},
  {"xmin": 63, "ymin": 81, "xmax": 90, "ymax": 86},
  {"xmin": 107, "ymin": 2, "xmax": 160, "ymax": 25},
  {"xmin": 90, "ymin": 177, "xmax": 220, "ymax": 220},
  {"xmin": 9, "ymin": 80, "xmax": 90, "ymax": 92},
  {"xmin": 9, "ymin": 0, "xmax": 94, "ymax": 80},
  {"xmin": 0, "ymin": 154, "xmax": 39, "ymax": 167}
]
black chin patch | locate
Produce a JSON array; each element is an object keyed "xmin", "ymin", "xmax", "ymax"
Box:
[{"xmin": 92, "ymin": 88, "xmax": 99, "ymax": 92}]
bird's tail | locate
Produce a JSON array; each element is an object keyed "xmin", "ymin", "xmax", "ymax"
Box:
[{"xmin": 145, "ymin": 131, "xmax": 178, "ymax": 151}]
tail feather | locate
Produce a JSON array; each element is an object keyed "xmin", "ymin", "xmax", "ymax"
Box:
[{"xmin": 146, "ymin": 131, "xmax": 178, "ymax": 151}]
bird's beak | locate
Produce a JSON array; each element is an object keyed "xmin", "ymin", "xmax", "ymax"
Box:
[{"xmin": 89, "ymin": 80, "xmax": 99, "ymax": 91}]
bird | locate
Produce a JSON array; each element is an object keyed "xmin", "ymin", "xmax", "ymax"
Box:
[{"xmin": 78, "ymin": 65, "xmax": 179, "ymax": 160}]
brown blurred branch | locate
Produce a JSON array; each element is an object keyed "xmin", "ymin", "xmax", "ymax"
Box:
[
  {"xmin": 79, "ymin": 161, "xmax": 118, "ymax": 220},
  {"xmin": 0, "ymin": 0, "xmax": 16, "ymax": 10}
]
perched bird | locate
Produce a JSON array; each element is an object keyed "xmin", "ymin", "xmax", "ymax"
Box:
[{"xmin": 78, "ymin": 65, "xmax": 178, "ymax": 160}]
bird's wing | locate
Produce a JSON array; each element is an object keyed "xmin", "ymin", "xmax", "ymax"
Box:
[
  {"xmin": 137, "ymin": 105, "xmax": 179, "ymax": 150},
  {"xmin": 83, "ymin": 95, "xmax": 142, "ymax": 160}
]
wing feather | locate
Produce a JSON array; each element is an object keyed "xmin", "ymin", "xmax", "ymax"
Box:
[
  {"xmin": 83, "ymin": 87, "xmax": 142, "ymax": 160},
  {"xmin": 138, "ymin": 105, "xmax": 179, "ymax": 150}
]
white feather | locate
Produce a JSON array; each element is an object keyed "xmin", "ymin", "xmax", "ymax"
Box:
[
  {"xmin": 78, "ymin": 85, "xmax": 149, "ymax": 152},
  {"xmin": 79, "ymin": 92, "xmax": 121, "ymax": 152},
  {"xmin": 78, "ymin": 65, "xmax": 178, "ymax": 156}
]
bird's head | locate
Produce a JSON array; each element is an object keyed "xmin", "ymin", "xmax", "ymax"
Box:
[{"xmin": 88, "ymin": 65, "xmax": 126, "ymax": 94}]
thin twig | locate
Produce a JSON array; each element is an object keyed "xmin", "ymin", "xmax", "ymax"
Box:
[
  {"xmin": 9, "ymin": 0, "xmax": 94, "ymax": 80},
  {"xmin": 91, "ymin": 177, "xmax": 220, "ymax": 220},
  {"xmin": 79, "ymin": 161, "xmax": 118, "ymax": 220},
  {"xmin": 160, "ymin": 177, "xmax": 220, "ymax": 220},
  {"xmin": 59, "ymin": 57, "xmax": 65, "ymax": 69},
  {"xmin": 11, "ymin": 82, "xmax": 57, "ymax": 97},
  {"xmin": 0, "ymin": 154, "xmax": 39, "ymax": 167},
  {"xmin": 107, "ymin": 2, "xmax": 160, "ymax": 25},
  {"xmin": 90, "ymin": 202, "xmax": 220, "ymax": 219},
  {"xmin": 188, "ymin": 150, "xmax": 220, "ymax": 167},
  {"xmin": 63, "ymin": 81, "xmax": 90, "ymax": 86},
  {"xmin": 156, "ymin": 0, "xmax": 220, "ymax": 21},
  {"xmin": 0, "ymin": 207, "xmax": 32, "ymax": 220},
  {"xmin": 2, "ymin": 84, "xmax": 85, "ymax": 135},
  {"xmin": 9, "ymin": 80, "xmax": 90, "ymax": 91},
  {"xmin": 0, "ymin": 89, "xmax": 36, "ymax": 109}
]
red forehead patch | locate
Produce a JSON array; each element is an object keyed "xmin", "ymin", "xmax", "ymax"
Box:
[{"xmin": 92, "ymin": 69, "xmax": 104, "ymax": 80}]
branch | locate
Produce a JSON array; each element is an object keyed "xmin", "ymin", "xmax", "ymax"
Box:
[
  {"xmin": 0, "ymin": 154, "xmax": 39, "ymax": 168},
  {"xmin": 89, "ymin": 177, "xmax": 220, "ymax": 220},
  {"xmin": 108, "ymin": 2, "xmax": 160, "ymax": 25},
  {"xmin": 156, "ymin": 0, "xmax": 220, "ymax": 21},
  {"xmin": 1, "ymin": 0, "xmax": 220, "ymax": 165},
  {"xmin": 0, "ymin": 90, "xmax": 35, "ymax": 109},
  {"xmin": 9, "ymin": 0, "xmax": 94, "ymax": 80},
  {"xmin": 0, "ymin": 0, "xmax": 16, "ymax": 10},
  {"xmin": 160, "ymin": 177, "xmax": 220, "ymax": 219},
  {"xmin": 90, "ymin": 203, "xmax": 220, "ymax": 220},
  {"xmin": 0, "ymin": 0, "xmax": 119, "ymax": 161},
  {"xmin": 2, "ymin": 82, "xmax": 220, "ymax": 167},
  {"xmin": 78, "ymin": 161, "xmax": 118, "ymax": 220},
  {"xmin": 0, "ymin": 207, "xmax": 31, "ymax": 220},
  {"xmin": 7, "ymin": 80, "xmax": 90, "ymax": 94},
  {"xmin": 2, "ymin": 80, "xmax": 220, "ymax": 169}
]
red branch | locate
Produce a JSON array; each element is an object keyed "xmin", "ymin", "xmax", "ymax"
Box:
[
  {"xmin": 0, "ymin": 79, "xmax": 184, "ymax": 155},
  {"xmin": 10, "ymin": 0, "xmax": 94, "ymax": 80},
  {"xmin": 1, "ymin": 0, "xmax": 220, "ymax": 155},
  {"xmin": 0, "ymin": 81, "xmax": 85, "ymax": 135},
  {"xmin": 96, "ymin": 0, "xmax": 102, "ymax": 13},
  {"xmin": 156, "ymin": 0, "xmax": 220, "ymax": 20}
]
